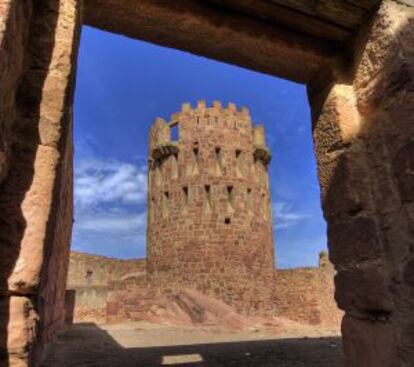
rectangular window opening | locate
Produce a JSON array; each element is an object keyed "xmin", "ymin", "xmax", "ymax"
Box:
[
  {"xmin": 204, "ymin": 184, "xmax": 212, "ymax": 213},
  {"xmin": 227, "ymin": 185, "xmax": 235, "ymax": 212},
  {"xmin": 170, "ymin": 123, "xmax": 179, "ymax": 141},
  {"xmin": 182, "ymin": 186, "xmax": 188, "ymax": 212}
]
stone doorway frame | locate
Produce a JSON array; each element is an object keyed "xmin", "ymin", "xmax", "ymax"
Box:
[{"xmin": 0, "ymin": 1, "xmax": 412, "ymax": 366}]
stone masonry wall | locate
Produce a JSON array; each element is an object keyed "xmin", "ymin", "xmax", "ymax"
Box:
[
  {"xmin": 0, "ymin": 0, "xmax": 32, "ymax": 186},
  {"xmin": 0, "ymin": 1, "xmax": 81, "ymax": 366},
  {"xmin": 67, "ymin": 251, "xmax": 341, "ymax": 332},
  {"xmin": 308, "ymin": 2, "xmax": 414, "ymax": 365},
  {"xmin": 67, "ymin": 251, "xmax": 147, "ymax": 287},
  {"xmin": 147, "ymin": 101, "xmax": 275, "ymax": 315},
  {"xmin": 273, "ymin": 253, "xmax": 343, "ymax": 329},
  {"xmin": 66, "ymin": 252, "xmax": 147, "ymax": 323}
]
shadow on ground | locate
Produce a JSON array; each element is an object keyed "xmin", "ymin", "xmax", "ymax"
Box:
[{"xmin": 40, "ymin": 323, "xmax": 343, "ymax": 367}]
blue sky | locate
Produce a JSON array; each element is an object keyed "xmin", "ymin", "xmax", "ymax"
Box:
[{"xmin": 72, "ymin": 26, "xmax": 327, "ymax": 268}]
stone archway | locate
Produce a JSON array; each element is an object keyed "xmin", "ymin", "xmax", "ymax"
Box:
[{"xmin": 0, "ymin": 1, "xmax": 412, "ymax": 366}]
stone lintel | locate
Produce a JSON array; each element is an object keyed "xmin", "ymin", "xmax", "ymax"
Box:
[{"xmin": 83, "ymin": 0, "xmax": 335, "ymax": 83}]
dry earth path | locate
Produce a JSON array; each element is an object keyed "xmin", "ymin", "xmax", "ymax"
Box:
[{"xmin": 41, "ymin": 322, "xmax": 343, "ymax": 367}]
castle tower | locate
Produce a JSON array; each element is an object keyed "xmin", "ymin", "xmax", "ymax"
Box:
[{"xmin": 147, "ymin": 101, "xmax": 274, "ymax": 314}]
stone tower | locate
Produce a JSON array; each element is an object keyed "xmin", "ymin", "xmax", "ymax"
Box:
[{"xmin": 147, "ymin": 100, "xmax": 274, "ymax": 314}]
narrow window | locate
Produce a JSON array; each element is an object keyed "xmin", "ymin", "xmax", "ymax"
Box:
[
  {"xmin": 155, "ymin": 160, "xmax": 162, "ymax": 186},
  {"xmin": 170, "ymin": 123, "xmax": 179, "ymax": 141},
  {"xmin": 246, "ymin": 188, "xmax": 253, "ymax": 214},
  {"xmin": 192, "ymin": 147, "xmax": 199, "ymax": 175},
  {"xmin": 227, "ymin": 185, "xmax": 235, "ymax": 212},
  {"xmin": 214, "ymin": 147, "xmax": 224, "ymax": 176},
  {"xmin": 236, "ymin": 149, "xmax": 243, "ymax": 177},
  {"xmin": 182, "ymin": 186, "xmax": 188, "ymax": 212},
  {"xmin": 204, "ymin": 185, "xmax": 212, "ymax": 214},
  {"xmin": 171, "ymin": 153, "xmax": 178, "ymax": 179},
  {"xmin": 186, "ymin": 147, "xmax": 200, "ymax": 176},
  {"xmin": 86, "ymin": 270, "xmax": 93, "ymax": 286},
  {"xmin": 262, "ymin": 192, "xmax": 267, "ymax": 220},
  {"xmin": 150, "ymin": 196, "xmax": 156, "ymax": 222},
  {"xmin": 163, "ymin": 191, "xmax": 169, "ymax": 217}
]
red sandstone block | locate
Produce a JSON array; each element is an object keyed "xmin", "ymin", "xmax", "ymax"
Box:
[
  {"xmin": 334, "ymin": 263, "xmax": 392, "ymax": 313},
  {"xmin": 328, "ymin": 216, "xmax": 382, "ymax": 267},
  {"xmin": 342, "ymin": 315, "xmax": 396, "ymax": 367}
]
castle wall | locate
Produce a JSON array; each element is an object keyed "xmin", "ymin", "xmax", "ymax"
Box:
[
  {"xmin": 66, "ymin": 251, "xmax": 341, "ymax": 332},
  {"xmin": 273, "ymin": 255, "xmax": 343, "ymax": 329},
  {"xmin": 66, "ymin": 252, "xmax": 147, "ymax": 323},
  {"xmin": 147, "ymin": 101, "xmax": 274, "ymax": 314}
]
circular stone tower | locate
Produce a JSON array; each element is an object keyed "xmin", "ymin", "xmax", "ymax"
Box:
[{"xmin": 147, "ymin": 100, "xmax": 274, "ymax": 314}]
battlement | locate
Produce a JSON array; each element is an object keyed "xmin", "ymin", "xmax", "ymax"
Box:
[
  {"xmin": 177, "ymin": 100, "xmax": 250, "ymax": 119},
  {"xmin": 149, "ymin": 101, "xmax": 271, "ymax": 160}
]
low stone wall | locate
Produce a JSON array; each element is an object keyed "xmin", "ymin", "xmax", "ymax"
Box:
[
  {"xmin": 66, "ymin": 252, "xmax": 147, "ymax": 323},
  {"xmin": 68, "ymin": 251, "xmax": 147, "ymax": 287},
  {"xmin": 273, "ymin": 258, "xmax": 343, "ymax": 329},
  {"xmin": 66, "ymin": 251, "xmax": 341, "ymax": 331}
]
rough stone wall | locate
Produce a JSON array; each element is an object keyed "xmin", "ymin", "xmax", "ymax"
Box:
[
  {"xmin": 67, "ymin": 251, "xmax": 147, "ymax": 287},
  {"xmin": 308, "ymin": 1, "xmax": 414, "ymax": 365},
  {"xmin": 0, "ymin": 1, "xmax": 81, "ymax": 366},
  {"xmin": 273, "ymin": 253, "xmax": 343, "ymax": 329},
  {"xmin": 0, "ymin": 2, "xmax": 34, "ymax": 363},
  {"xmin": 147, "ymin": 101, "xmax": 275, "ymax": 314},
  {"xmin": 67, "ymin": 251, "xmax": 341, "ymax": 332},
  {"xmin": 0, "ymin": 0, "xmax": 32, "ymax": 186},
  {"xmin": 66, "ymin": 252, "xmax": 147, "ymax": 323}
]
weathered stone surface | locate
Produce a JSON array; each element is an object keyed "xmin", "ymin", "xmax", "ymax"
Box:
[
  {"xmin": 3, "ymin": 0, "xmax": 81, "ymax": 293},
  {"xmin": 0, "ymin": 0, "xmax": 33, "ymax": 186},
  {"xmin": 403, "ymin": 260, "xmax": 414, "ymax": 287},
  {"xmin": 312, "ymin": 84, "xmax": 360, "ymax": 158},
  {"xmin": 309, "ymin": 2, "xmax": 414, "ymax": 365},
  {"xmin": 342, "ymin": 315, "xmax": 397, "ymax": 367},
  {"xmin": 328, "ymin": 217, "xmax": 382, "ymax": 267},
  {"xmin": 335, "ymin": 263, "xmax": 392, "ymax": 314},
  {"xmin": 354, "ymin": 1, "xmax": 414, "ymax": 114},
  {"xmin": 0, "ymin": 0, "xmax": 81, "ymax": 365},
  {"xmin": 273, "ymin": 259, "xmax": 343, "ymax": 327},
  {"xmin": 393, "ymin": 140, "xmax": 414, "ymax": 203},
  {"xmin": 83, "ymin": 0, "xmax": 334, "ymax": 84},
  {"xmin": 401, "ymin": 321, "xmax": 414, "ymax": 365},
  {"xmin": 0, "ymin": 296, "xmax": 37, "ymax": 367},
  {"xmin": 310, "ymin": 84, "xmax": 376, "ymax": 222},
  {"xmin": 6, "ymin": 145, "xmax": 60, "ymax": 294}
]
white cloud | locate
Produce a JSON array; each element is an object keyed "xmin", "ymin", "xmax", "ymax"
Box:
[
  {"xmin": 72, "ymin": 154, "xmax": 148, "ymax": 258},
  {"xmin": 273, "ymin": 202, "xmax": 309, "ymax": 230},
  {"xmin": 75, "ymin": 158, "xmax": 147, "ymax": 207},
  {"xmin": 75, "ymin": 211, "xmax": 146, "ymax": 232}
]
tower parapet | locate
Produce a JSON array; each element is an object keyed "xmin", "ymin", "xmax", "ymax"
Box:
[{"xmin": 147, "ymin": 100, "xmax": 274, "ymax": 314}]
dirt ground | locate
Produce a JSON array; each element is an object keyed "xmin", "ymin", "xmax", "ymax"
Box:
[{"xmin": 41, "ymin": 321, "xmax": 343, "ymax": 366}]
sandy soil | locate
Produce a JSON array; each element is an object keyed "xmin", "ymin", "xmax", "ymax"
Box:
[{"xmin": 41, "ymin": 321, "xmax": 343, "ymax": 366}]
